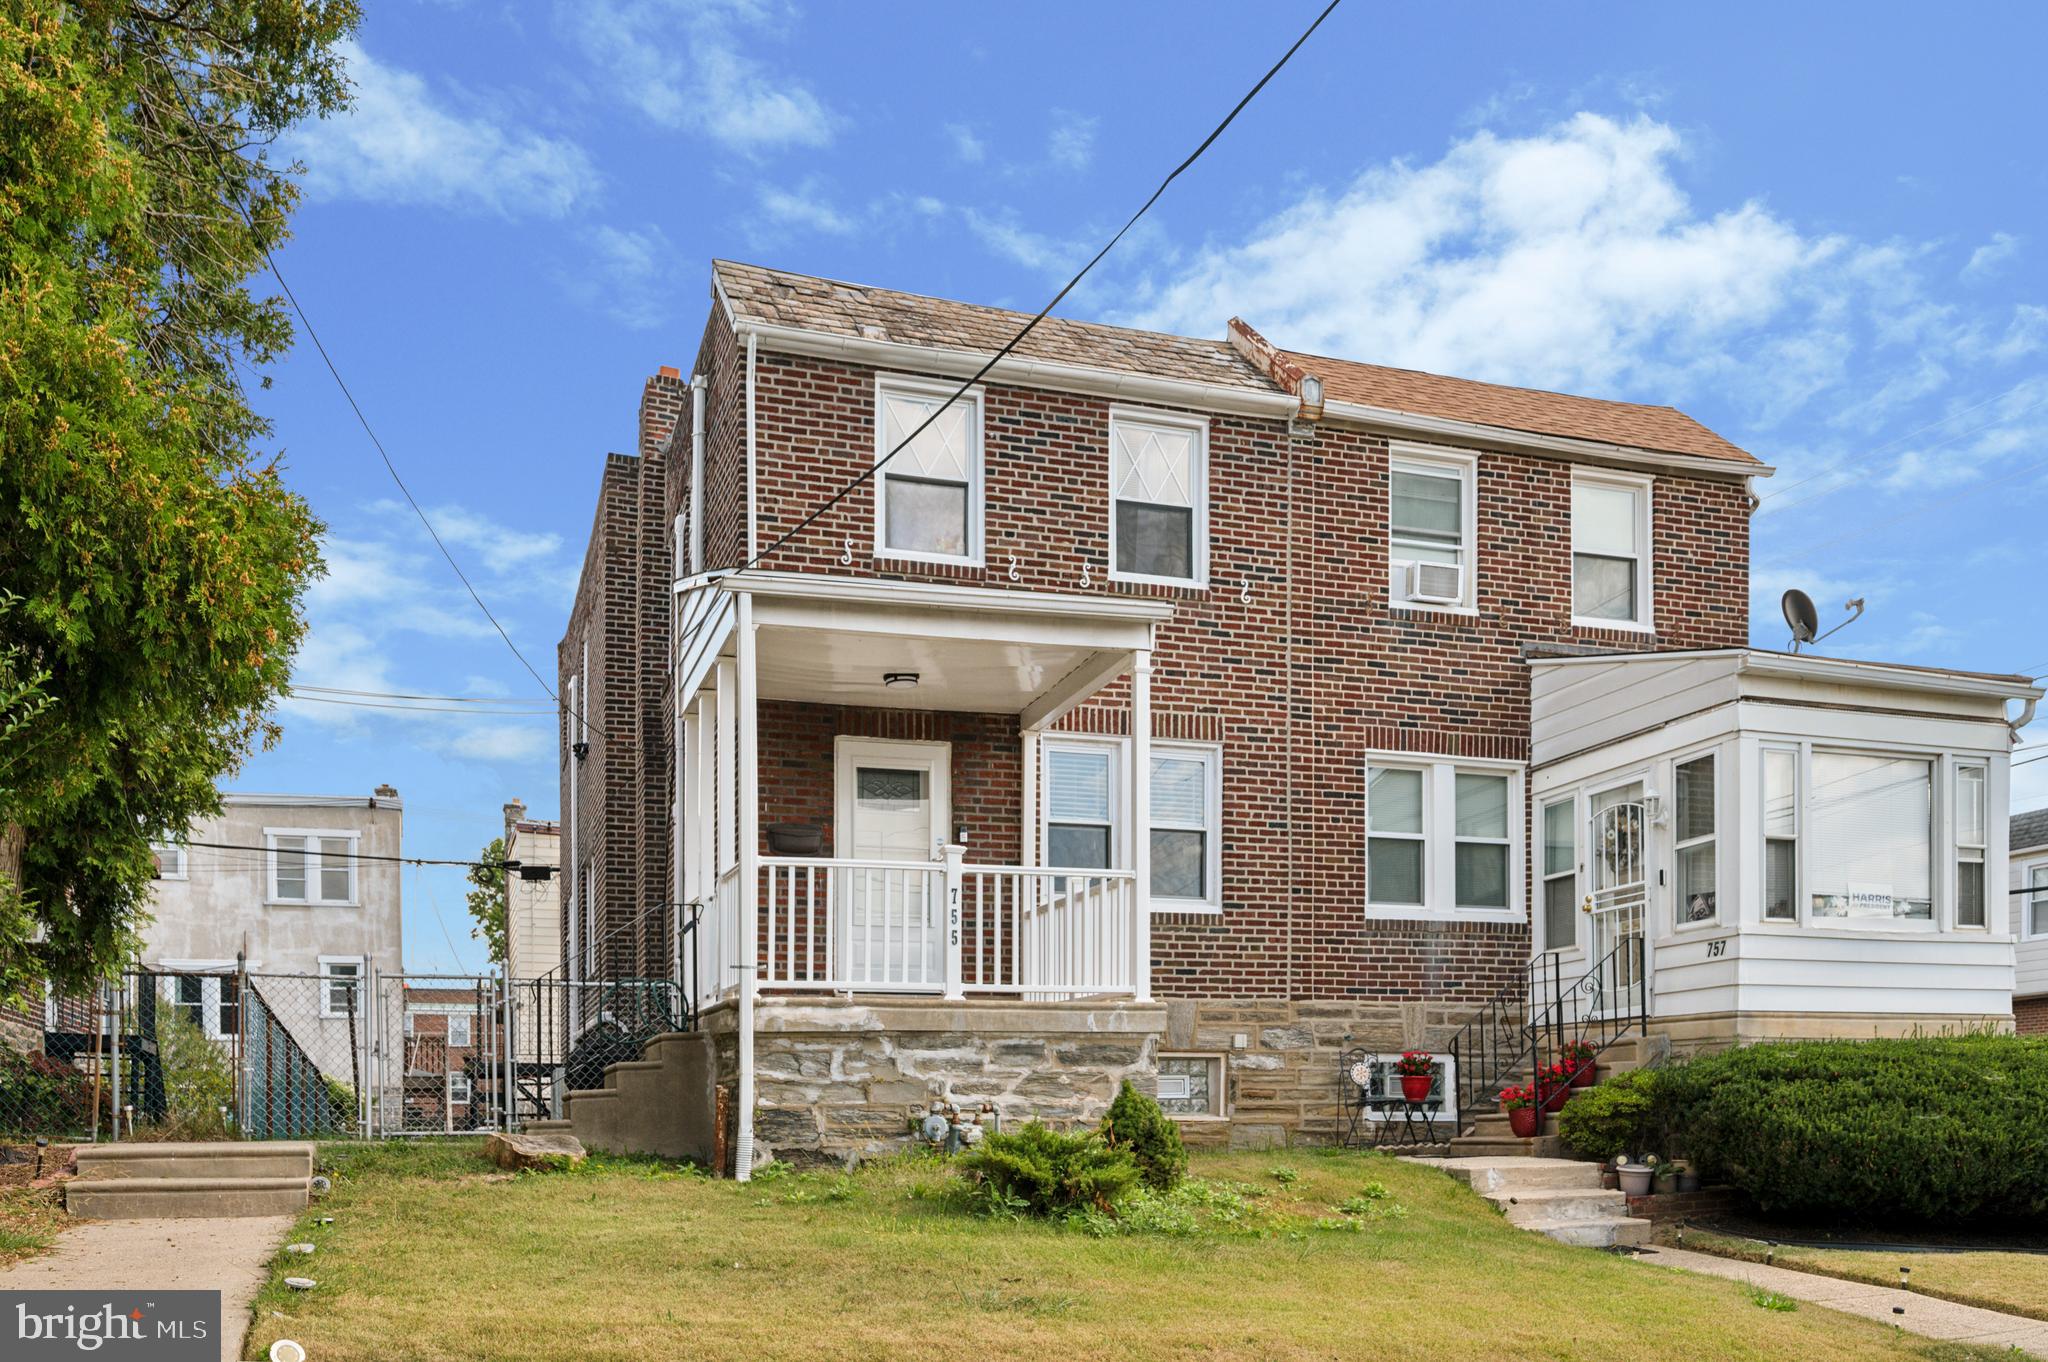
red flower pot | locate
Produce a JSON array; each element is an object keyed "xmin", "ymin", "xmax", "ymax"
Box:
[
  {"xmin": 1571, "ymin": 1063, "xmax": 1596, "ymax": 1089},
  {"xmin": 1507, "ymin": 1106, "xmax": 1540, "ymax": 1138},
  {"xmin": 1542, "ymin": 1084, "xmax": 1571, "ymax": 1113},
  {"xmin": 1400, "ymin": 1074, "xmax": 1433, "ymax": 1103}
]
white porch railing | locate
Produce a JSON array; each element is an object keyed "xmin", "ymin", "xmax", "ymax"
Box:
[{"xmin": 701, "ymin": 855, "xmax": 1140, "ymax": 1003}]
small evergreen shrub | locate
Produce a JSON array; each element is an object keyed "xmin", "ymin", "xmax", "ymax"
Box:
[
  {"xmin": 959, "ymin": 1122, "xmax": 1139, "ymax": 1217},
  {"xmin": 1555, "ymin": 1067, "xmax": 1668, "ymax": 1162},
  {"xmin": 1100, "ymin": 1080, "xmax": 1187, "ymax": 1191}
]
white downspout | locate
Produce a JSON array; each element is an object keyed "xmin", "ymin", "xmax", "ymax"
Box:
[
  {"xmin": 690, "ymin": 374, "xmax": 706, "ymax": 574},
  {"xmin": 744, "ymin": 335, "xmax": 758, "ymax": 562},
  {"xmin": 733, "ymin": 591, "xmax": 760, "ymax": 1179}
]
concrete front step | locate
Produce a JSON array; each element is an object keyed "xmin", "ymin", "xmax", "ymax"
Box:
[
  {"xmin": 1449, "ymin": 1135, "xmax": 1565, "ymax": 1159},
  {"xmin": 1493, "ymin": 1186, "xmax": 1631, "ymax": 1226},
  {"xmin": 1521, "ymin": 1215, "xmax": 1652, "ymax": 1248},
  {"xmin": 67, "ymin": 1176, "xmax": 309, "ymax": 1220},
  {"xmin": 73, "ymin": 1142, "xmax": 315, "ymax": 1183},
  {"xmin": 1424, "ymin": 1156, "xmax": 1603, "ymax": 1195}
]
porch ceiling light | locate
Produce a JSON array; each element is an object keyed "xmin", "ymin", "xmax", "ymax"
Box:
[{"xmin": 883, "ymin": 671, "xmax": 921, "ymax": 690}]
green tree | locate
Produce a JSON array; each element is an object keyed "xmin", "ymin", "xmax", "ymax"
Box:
[
  {"xmin": 465, "ymin": 836, "xmax": 508, "ymax": 964},
  {"xmin": 0, "ymin": 1, "xmax": 359, "ymax": 1001}
]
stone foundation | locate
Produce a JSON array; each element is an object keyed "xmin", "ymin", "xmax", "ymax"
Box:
[{"xmin": 701, "ymin": 997, "xmax": 1166, "ymax": 1168}]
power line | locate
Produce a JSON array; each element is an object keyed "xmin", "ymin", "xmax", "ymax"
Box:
[
  {"xmin": 293, "ymin": 685, "xmax": 553, "ymax": 705},
  {"xmin": 664, "ymin": 0, "xmax": 1343, "ymax": 667},
  {"xmin": 1759, "ymin": 377, "xmax": 2048, "ymax": 505},
  {"xmin": 285, "ymin": 692, "xmax": 556, "ymax": 717},
  {"xmin": 177, "ymin": 839, "xmax": 549, "ymax": 875},
  {"xmin": 148, "ymin": 60, "xmax": 607, "ymax": 744}
]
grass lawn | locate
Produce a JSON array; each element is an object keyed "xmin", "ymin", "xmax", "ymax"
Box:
[
  {"xmin": 239, "ymin": 1140, "xmax": 2031, "ymax": 1362},
  {"xmin": 0, "ymin": 1184, "xmax": 66, "ymax": 1267},
  {"xmin": 1675, "ymin": 1226, "xmax": 2048, "ymax": 1325}
]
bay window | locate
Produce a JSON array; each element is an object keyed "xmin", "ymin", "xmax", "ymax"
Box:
[
  {"xmin": 1762, "ymin": 747, "xmax": 1799, "ymax": 921},
  {"xmin": 2029, "ymin": 864, "xmax": 2048, "ymax": 937},
  {"xmin": 1674, "ymin": 754, "xmax": 1717, "ymax": 925},
  {"xmin": 1110, "ymin": 409, "xmax": 1207, "ymax": 585},
  {"xmin": 1955, "ymin": 764, "xmax": 1987, "ymax": 928},
  {"xmin": 874, "ymin": 375, "xmax": 983, "ymax": 564},
  {"xmin": 1366, "ymin": 757, "xmax": 1522, "ymax": 918},
  {"xmin": 1571, "ymin": 471, "xmax": 1652, "ymax": 627},
  {"xmin": 1808, "ymin": 753, "xmax": 1932, "ymax": 921},
  {"xmin": 1541, "ymin": 798, "xmax": 1577, "ymax": 951}
]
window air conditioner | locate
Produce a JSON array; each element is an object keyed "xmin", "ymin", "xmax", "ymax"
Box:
[{"xmin": 1405, "ymin": 560, "xmax": 1463, "ymax": 605}]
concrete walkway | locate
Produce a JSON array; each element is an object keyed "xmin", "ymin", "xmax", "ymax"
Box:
[
  {"xmin": 0, "ymin": 1214, "xmax": 293, "ymax": 1362},
  {"xmin": 1640, "ymin": 1244, "xmax": 2048, "ymax": 1358}
]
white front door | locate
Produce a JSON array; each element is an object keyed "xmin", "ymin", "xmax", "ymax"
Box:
[
  {"xmin": 835, "ymin": 739, "xmax": 950, "ymax": 988},
  {"xmin": 1586, "ymin": 780, "xmax": 1648, "ymax": 1018}
]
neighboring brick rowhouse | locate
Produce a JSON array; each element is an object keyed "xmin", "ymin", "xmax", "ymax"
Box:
[
  {"xmin": 566, "ymin": 269, "xmax": 1756, "ymax": 1143},
  {"xmin": 2017, "ymin": 996, "xmax": 2048, "ymax": 1037}
]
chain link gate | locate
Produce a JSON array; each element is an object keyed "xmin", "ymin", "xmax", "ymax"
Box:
[{"xmin": 365, "ymin": 971, "xmax": 510, "ymax": 1137}]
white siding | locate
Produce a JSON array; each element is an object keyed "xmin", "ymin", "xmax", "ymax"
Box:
[{"xmin": 2014, "ymin": 846, "xmax": 2048, "ymax": 1000}]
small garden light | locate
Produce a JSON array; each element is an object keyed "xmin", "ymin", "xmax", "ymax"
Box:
[{"xmin": 1899, "ymin": 1266, "xmax": 1910, "ymax": 1289}]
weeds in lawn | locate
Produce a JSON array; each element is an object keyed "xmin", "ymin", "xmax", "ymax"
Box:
[
  {"xmin": 780, "ymin": 1173, "xmax": 858, "ymax": 1206},
  {"xmin": 0, "ymin": 1186, "xmax": 65, "ymax": 1266},
  {"xmin": 1268, "ymin": 1166, "xmax": 1299, "ymax": 1185},
  {"xmin": 1334, "ymin": 1182, "xmax": 1406, "ymax": 1220},
  {"xmin": 1747, "ymin": 1285, "xmax": 1799, "ymax": 1312}
]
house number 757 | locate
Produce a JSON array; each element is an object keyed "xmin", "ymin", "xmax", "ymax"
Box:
[{"xmin": 1705, "ymin": 939, "xmax": 1726, "ymax": 958}]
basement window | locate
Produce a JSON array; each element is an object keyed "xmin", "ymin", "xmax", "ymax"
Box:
[
  {"xmin": 1156, "ymin": 1054, "xmax": 1224, "ymax": 1118},
  {"xmin": 874, "ymin": 374, "xmax": 983, "ymax": 566}
]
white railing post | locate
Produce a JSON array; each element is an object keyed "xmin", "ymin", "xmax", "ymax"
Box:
[
  {"xmin": 1131, "ymin": 648, "xmax": 1153, "ymax": 1002},
  {"xmin": 734, "ymin": 592, "xmax": 760, "ymax": 1181},
  {"xmin": 942, "ymin": 845, "xmax": 967, "ymax": 1000}
]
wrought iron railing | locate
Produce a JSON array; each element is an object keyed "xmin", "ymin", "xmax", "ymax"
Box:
[{"xmin": 1445, "ymin": 934, "xmax": 1647, "ymax": 1131}]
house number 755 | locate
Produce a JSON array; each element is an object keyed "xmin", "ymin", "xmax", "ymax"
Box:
[{"xmin": 949, "ymin": 888, "xmax": 961, "ymax": 946}]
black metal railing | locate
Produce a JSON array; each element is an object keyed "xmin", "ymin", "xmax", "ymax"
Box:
[{"xmin": 1446, "ymin": 933, "xmax": 1647, "ymax": 1131}]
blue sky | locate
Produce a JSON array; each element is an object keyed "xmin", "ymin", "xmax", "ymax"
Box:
[{"xmin": 227, "ymin": 1, "xmax": 2048, "ymax": 973}]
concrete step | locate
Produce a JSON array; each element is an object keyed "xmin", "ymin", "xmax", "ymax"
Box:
[
  {"xmin": 1494, "ymin": 1186, "xmax": 1631, "ymax": 1226},
  {"xmin": 1519, "ymin": 1214, "xmax": 1652, "ymax": 1249},
  {"xmin": 1425, "ymin": 1156, "xmax": 1603, "ymax": 1195},
  {"xmin": 67, "ymin": 1176, "xmax": 309, "ymax": 1220},
  {"xmin": 73, "ymin": 1142, "xmax": 315, "ymax": 1183},
  {"xmin": 1448, "ymin": 1135, "xmax": 1565, "ymax": 1159}
]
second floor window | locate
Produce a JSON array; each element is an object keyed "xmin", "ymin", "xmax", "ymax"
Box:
[
  {"xmin": 448, "ymin": 1014, "xmax": 474, "ymax": 1048},
  {"xmin": 874, "ymin": 375, "xmax": 982, "ymax": 564},
  {"xmin": 1572, "ymin": 471, "xmax": 1652, "ymax": 627},
  {"xmin": 1111, "ymin": 410, "xmax": 1207, "ymax": 586},
  {"xmin": 271, "ymin": 832, "xmax": 357, "ymax": 905},
  {"xmin": 1388, "ymin": 447, "xmax": 1476, "ymax": 609},
  {"xmin": 151, "ymin": 841, "xmax": 187, "ymax": 880}
]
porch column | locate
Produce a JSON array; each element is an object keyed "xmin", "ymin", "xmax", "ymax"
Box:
[
  {"xmin": 734, "ymin": 591, "xmax": 760, "ymax": 1181},
  {"xmin": 1020, "ymin": 728, "xmax": 1041, "ymax": 867},
  {"xmin": 1131, "ymin": 648, "xmax": 1153, "ymax": 1003},
  {"xmin": 679, "ymin": 700, "xmax": 702, "ymax": 1000}
]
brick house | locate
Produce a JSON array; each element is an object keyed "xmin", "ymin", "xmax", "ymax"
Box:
[{"xmin": 555, "ymin": 261, "xmax": 2039, "ymax": 1172}]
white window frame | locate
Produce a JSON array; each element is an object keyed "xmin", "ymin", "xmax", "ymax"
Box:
[
  {"xmin": 1761, "ymin": 743, "xmax": 1802, "ymax": 924},
  {"xmin": 403, "ymin": 1010, "xmax": 417, "ymax": 1036},
  {"xmin": 1149, "ymin": 741, "xmax": 1223, "ymax": 914},
  {"xmin": 1155, "ymin": 1052, "xmax": 1226, "ymax": 1120},
  {"xmin": 158, "ymin": 959, "xmax": 237, "ymax": 1040},
  {"xmin": 1570, "ymin": 468, "xmax": 1654, "ymax": 632},
  {"xmin": 2024, "ymin": 859, "xmax": 2048, "ymax": 941},
  {"xmin": 1364, "ymin": 753, "xmax": 1525, "ymax": 923},
  {"xmin": 1804, "ymin": 745, "xmax": 1938, "ymax": 931},
  {"xmin": 151, "ymin": 840, "xmax": 188, "ymax": 881},
  {"xmin": 1386, "ymin": 443, "xmax": 1478, "ymax": 614},
  {"xmin": 448, "ymin": 1070, "xmax": 471, "ymax": 1106},
  {"xmin": 1108, "ymin": 406, "xmax": 1210, "ymax": 589},
  {"xmin": 872, "ymin": 373, "xmax": 985, "ymax": 568},
  {"xmin": 446, "ymin": 1013, "xmax": 474, "ymax": 1048},
  {"xmin": 266, "ymin": 829, "xmax": 360, "ymax": 906},
  {"xmin": 318, "ymin": 955, "xmax": 364, "ymax": 1019},
  {"xmin": 1538, "ymin": 793, "xmax": 1579, "ymax": 953},
  {"xmin": 1040, "ymin": 736, "xmax": 1128, "ymax": 873},
  {"xmin": 1671, "ymin": 750, "xmax": 1720, "ymax": 930},
  {"xmin": 1953, "ymin": 761, "xmax": 1989, "ymax": 930}
]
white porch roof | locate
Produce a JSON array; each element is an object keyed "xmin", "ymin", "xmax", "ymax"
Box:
[{"xmin": 683, "ymin": 571, "xmax": 1173, "ymax": 725}]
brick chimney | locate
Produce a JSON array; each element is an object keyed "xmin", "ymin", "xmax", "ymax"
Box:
[
  {"xmin": 640, "ymin": 366, "xmax": 688, "ymax": 462},
  {"xmin": 373, "ymin": 783, "xmax": 398, "ymax": 799},
  {"xmin": 1227, "ymin": 318, "xmax": 1324, "ymax": 421}
]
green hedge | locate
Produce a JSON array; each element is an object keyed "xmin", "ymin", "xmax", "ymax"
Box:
[
  {"xmin": 959, "ymin": 1122, "xmax": 1139, "ymax": 1217},
  {"xmin": 1637, "ymin": 1034, "xmax": 2048, "ymax": 1224},
  {"xmin": 1555, "ymin": 1068, "xmax": 1667, "ymax": 1162},
  {"xmin": 1101, "ymin": 1080, "xmax": 1187, "ymax": 1192}
]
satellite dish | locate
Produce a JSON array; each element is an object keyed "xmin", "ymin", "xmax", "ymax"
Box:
[{"xmin": 1782, "ymin": 590, "xmax": 1819, "ymax": 650}]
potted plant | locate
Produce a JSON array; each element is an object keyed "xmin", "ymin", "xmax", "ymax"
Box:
[
  {"xmin": 1617, "ymin": 1154, "xmax": 1657, "ymax": 1196},
  {"xmin": 1539, "ymin": 1059, "xmax": 1576, "ymax": 1111},
  {"xmin": 1673, "ymin": 1159, "xmax": 1700, "ymax": 1194},
  {"xmin": 1562, "ymin": 1038, "xmax": 1597, "ymax": 1087},
  {"xmin": 1498, "ymin": 1084, "xmax": 1540, "ymax": 1138},
  {"xmin": 1393, "ymin": 1051, "xmax": 1436, "ymax": 1103}
]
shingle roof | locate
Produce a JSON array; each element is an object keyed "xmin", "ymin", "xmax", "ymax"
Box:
[
  {"xmin": 713, "ymin": 260, "xmax": 1276, "ymax": 393},
  {"xmin": 2014, "ymin": 807, "xmax": 2048, "ymax": 854},
  {"xmin": 1280, "ymin": 349, "xmax": 1758, "ymax": 466},
  {"xmin": 713, "ymin": 261, "xmax": 1758, "ymax": 465}
]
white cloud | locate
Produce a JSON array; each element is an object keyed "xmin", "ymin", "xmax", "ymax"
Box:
[
  {"xmin": 562, "ymin": 0, "xmax": 836, "ymax": 153},
  {"xmin": 1963, "ymin": 231, "xmax": 2021, "ymax": 281},
  {"xmin": 960, "ymin": 209, "xmax": 1080, "ymax": 276},
  {"xmin": 561, "ymin": 224, "xmax": 678, "ymax": 331},
  {"xmin": 1047, "ymin": 109, "xmax": 1097, "ymax": 171},
  {"xmin": 946, "ymin": 123, "xmax": 986, "ymax": 164},
  {"xmin": 290, "ymin": 39, "xmax": 597, "ymax": 217},
  {"xmin": 757, "ymin": 180, "xmax": 857, "ymax": 235}
]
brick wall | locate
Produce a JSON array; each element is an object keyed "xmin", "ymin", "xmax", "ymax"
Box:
[{"xmin": 2017, "ymin": 995, "xmax": 2048, "ymax": 1037}]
